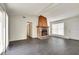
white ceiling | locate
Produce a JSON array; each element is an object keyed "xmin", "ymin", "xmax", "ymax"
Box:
[
  {"xmin": 5, "ymin": 3, "xmax": 52, "ymax": 16},
  {"xmin": 6, "ymin": 3, "xmax": 79, "ymax": 20}
]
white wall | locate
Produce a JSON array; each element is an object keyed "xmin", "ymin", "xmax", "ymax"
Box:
[
  {"xmin": 9, "ymin": 15, "xmax": 38, "ymax": 41},
  {"xmin": 64, "ymin": 16, "xmax": 79, "ymax": 40},
  {"xmin": 47, "ymin": 19, "xmax": 50, "ymax": 35},
  {"xmin": 9, "ymin": 16, "xmax": 27, "ymax": 41}
]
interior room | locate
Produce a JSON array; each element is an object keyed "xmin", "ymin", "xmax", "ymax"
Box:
[{"xmin": 0, "ymin": 3, "xmax": 79, "ymax": 55}]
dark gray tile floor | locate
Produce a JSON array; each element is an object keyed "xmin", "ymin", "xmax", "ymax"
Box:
[{"xmin": 5, "ymin": 37, "xmax": 79, "ymax": 55}]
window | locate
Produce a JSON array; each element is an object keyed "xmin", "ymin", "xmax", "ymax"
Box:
[{"xmin": 52, "ymin": 23, "xmax": 64, "ymax": 35}]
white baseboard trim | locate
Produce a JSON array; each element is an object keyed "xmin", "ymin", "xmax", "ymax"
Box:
[
  {"xmin": 9, "ymin": 39, "xmax": 27, "ymax": 42},
  {"xmin": 50, "ymin": 35, "xmax": 79, "ymax": 40}
]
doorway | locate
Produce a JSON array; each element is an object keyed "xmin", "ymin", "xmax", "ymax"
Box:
[{"xmin": 27, "ymin": 22, "xmax": 32, "ymax": 39}]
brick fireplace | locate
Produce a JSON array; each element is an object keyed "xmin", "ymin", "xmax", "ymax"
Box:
[{"xmin": 37, "ymin": 15, "xmax": 49, "ymax": 39}]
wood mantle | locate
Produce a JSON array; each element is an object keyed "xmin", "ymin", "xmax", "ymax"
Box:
[{"xmin": 37, "ymin": 26, "xmax": 48, "ymax": 28}]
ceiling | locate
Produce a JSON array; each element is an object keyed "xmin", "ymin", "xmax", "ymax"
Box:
[
  {"xmin": 5, "ymin": 3, "xmax": 52, "ymax": 16},
  {"xmin": 5, "ymin": 3, "xmax": 79, "ymax": 20}
]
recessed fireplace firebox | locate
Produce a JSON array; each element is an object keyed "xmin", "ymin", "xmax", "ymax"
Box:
[
  {"xmin": 37, "ymin": 15, "xmax": 49, "ymax": 39},
  {"xmin": 42, "ymin": 28, "xmax": 48, "ymax": 36}
]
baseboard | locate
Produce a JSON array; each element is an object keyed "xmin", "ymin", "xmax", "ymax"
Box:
[
  {"xmin": 0, "ymin": 43, "xmax": 9, "ymax": 55},
  {"xmin": 9, "ymin": 39, "xmax": 27, "ymax": 42},
  {"xmin": 69, "ymin": 38, "xmax": 79, "ymax": 40},
  {"xmin": 51, "ymin": 35, "xmax": 79, "ymax": 40},
  {"xmin": 50, "ymin": 35, "xmax": 65, "ymax": 39},
  {"xmin": 33, "ymin": 38, "xmax": 38, "ymax": 39}
]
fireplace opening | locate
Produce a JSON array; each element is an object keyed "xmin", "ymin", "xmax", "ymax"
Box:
[{"xmin": 42, "ymin": 29, "xmax": 48, "ymax": 36}]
